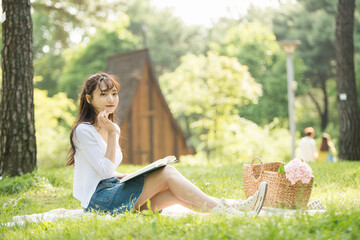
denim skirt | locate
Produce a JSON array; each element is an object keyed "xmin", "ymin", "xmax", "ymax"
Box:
[{"xmin": 85, "ymin": 174, "xmax": 146, "ymax": 214}]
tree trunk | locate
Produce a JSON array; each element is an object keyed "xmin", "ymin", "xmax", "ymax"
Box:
[
  {"xmin": 0, "ymin": 0, "xmax": 36, "ymax": 176},
  {"xmin": 320, "ymin": 74, "xmax": 328, "ymax": 131},
  {"xmin": 308, "ymin": 73, "xmax": 329, "ymax": 131},
  {"xmin": 335, "ymin": 0, "xmax": 360, "ymax": 160}
]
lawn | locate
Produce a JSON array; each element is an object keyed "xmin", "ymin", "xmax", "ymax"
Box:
[{"xmin": 1, "ymin": 160, "xmax": 359, "ymax": 239}]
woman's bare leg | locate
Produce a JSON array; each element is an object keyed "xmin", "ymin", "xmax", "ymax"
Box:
[
  {"xmin": 138, "ymin": 189, "xmax": 200, "ymax": 212},
  {"xmin": 134, "ymin": 166, "xmax": 218, "ymax": 212}
]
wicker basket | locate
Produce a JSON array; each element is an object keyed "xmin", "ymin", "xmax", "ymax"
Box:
[{"xmin": 243, "ymin": 156, "xmax": 314, "ymax": 209}]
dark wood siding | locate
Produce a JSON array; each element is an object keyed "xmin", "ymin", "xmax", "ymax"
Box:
[{"xmin": 108, "ymin": 49, "xmax": 194, "ymax": 164}]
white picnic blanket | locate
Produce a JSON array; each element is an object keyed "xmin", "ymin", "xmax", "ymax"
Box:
[
  {"xmin": 2, "ymin": 208, "xmax": 115, "ymax": 227},
  {"xmin": 160, "ymin": 204, "xmax": 326, "ymax": 217},
  {"xmin": 2, "ymin": 201, "xmax": 326, "ymax": 226}
]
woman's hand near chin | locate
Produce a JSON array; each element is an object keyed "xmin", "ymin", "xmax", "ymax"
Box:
[
  {"xmin": 98, "ymin": 110, "xmax": 116, "ymax": 134},
  {"xmin": 98, "ymin": 109, "xmax": 118, "ymax": 163}
]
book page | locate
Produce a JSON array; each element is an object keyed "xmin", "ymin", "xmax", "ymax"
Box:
[{"xmin": 119, "ymin": 155, "xmax": 178, "ymax": 183}]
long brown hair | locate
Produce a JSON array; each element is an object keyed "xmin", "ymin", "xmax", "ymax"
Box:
[
  {"xmin": 66, "ymin": 73, "xmax": 120, "ymax": 166},
  {"xmin": 319, "ymin": 133, "xmax": 330, "ymax": 152}
]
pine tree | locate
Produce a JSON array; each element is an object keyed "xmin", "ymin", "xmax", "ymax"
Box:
[
  {"xmin": 335, "ymin": 0, "xmax": 360, "ymax": 160},
  {"xmin": 0, "ymin": 0, "xmax": 37, "ymax": 176}
]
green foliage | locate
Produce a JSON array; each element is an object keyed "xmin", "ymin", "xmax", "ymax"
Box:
[
  {"xmin": 210, "ymin": 22, "xmax": 307, "ymax": 125},
  {"xmin": 0, "ymin": 167, "xmax": 77, "ymax": 223},
  {"xmin": 32, "ymin": 8, "xmax": 58, "ymax": 58},
  {"xmin": 31, "ymin": 0, "xmax": 126, "ymax": 51},
  {"xmin": 30, "ymin": 1, "xmax": 133, "ymax": 96},
  {"xmin": 0, "ymin": 172, "xmax": 40, "ymax": 195},
  {"xmin": 33, "ymin": 53, "xmax": 65, "ymax": 96},
  {"xmin": 1, "ymin": 161, "xmax": 360, "ymax": 239},
  {"xmin": 35, "ymin": 167, "xmax": 73, "ymax": 189},
  {"xmin": 34, "ymin": 89, "xmax": 76, "ymax": 169},
  {"xmin": 272, "ymin": 1, "xmax": 338, "ymax": 130},
  {"xmin": 125, "ymin": 0, "xmax": 207, "ymax": 75},
  {"xmin": 1, "ymin": 210, "xmax": 359, "ymax": 239},
  {"xmin": 183, "ymin": 116, "xmax": 292, "ymax": 164},
  {"xmin": 245, "ymin": 5, "xmax": 277, "ymax": 28},
  {"xmin": 278, "ymin": 163, "xmax": 286, "ymax": 174},
  {"xmin": 31, "ymin": 5, "xmax": 67, "ymax": 96},
  {"xmin": 295, "ymin": 77, "xmax": 339, "ymax": 147},
  {"xmin": 160, "ymin": 52, "xmax": 262, "ymax": 160},
  {"xmin": 58, "ymin": 15, "xmax": 139, "ymax": 100},
  {"xmin": 299, "ymin": 0, "xmax": 337, "ymax": 14},
  {"xmin": 211, "ymin": 22, "xmax": 280, "ymax": 80}
]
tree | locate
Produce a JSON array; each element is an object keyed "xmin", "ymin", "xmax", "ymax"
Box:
[
  {"xmin": 32, "ymin": 8, "xmax": 66, "ymax": 96},
  {"xmin": 160, "ymin": 52, "xmax": 262, "ymax": 160},
  {"xmin": 0, "ymin": 0, "xmax": 36, "ymax": 176},
  {"xmin": 31, "ymin": 0, "xmax": 126, "ymax": 52},
  {"xmin": 273, "ymin": 1, "xmax": 337, "ymax": 131},
  {"xmin": 335, "ymin": 0, "xmax": 360, "ymax": 160},
  {"xmin": 34, "ymin": 88, "xmax": 76, "ymax": 169},
  {"xmin": 31, "ymin": 0, "xmax": 127, "ymax": 96},
  {"xmin": 210, "ymin": 22, "xmax": 306, "ymax": 125},
  {"xmin": 58, "ymin": 16, "xmax": 138, "ymax": 100},
  {"xmin": 124, "ymin": 0, "xmax": 207, "ymax": 75}
]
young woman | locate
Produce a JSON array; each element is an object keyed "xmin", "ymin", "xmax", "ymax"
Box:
[
  {"xmin": 318, "ymin": 133, "xmax": 337, "ymax": 162},
  {"xmin": 67, "ymin": 73, "xmax": 268, "ymax": 215}
]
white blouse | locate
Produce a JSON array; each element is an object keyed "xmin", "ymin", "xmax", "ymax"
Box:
[{"xmin": 72, "ymin": 122, "xmax": 122, "ymax": 208}]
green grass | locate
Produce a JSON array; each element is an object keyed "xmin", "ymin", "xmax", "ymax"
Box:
[{"xmin": 1, "ymin": 160, "xmax": 360, "ymax": 239}]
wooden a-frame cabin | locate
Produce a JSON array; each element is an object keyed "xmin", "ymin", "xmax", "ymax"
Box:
[{"xmin": 106, "ymin": 49, "xmax": 194, "ymax": 164}]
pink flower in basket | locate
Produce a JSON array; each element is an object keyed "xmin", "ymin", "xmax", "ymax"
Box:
[{"xmin": 284, "ymin": 158, "xmax": 314, "ymax": 185}]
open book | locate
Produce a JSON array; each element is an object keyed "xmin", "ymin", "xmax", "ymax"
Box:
[{"xmin": 120, "ymin": 155, "xmax": 179, "ymax": 183}]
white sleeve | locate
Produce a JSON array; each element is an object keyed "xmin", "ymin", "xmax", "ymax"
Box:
[
  {"xmin": 74, "ymin": 125, "xmax": 117, "ymax": 178},
  {"xmin": 313, "ymin": 140, "xmax": 319, "ymax": 159},
  {"xmin": 113, "ymin": 123, "xmax": 123, "ymax": 166}
]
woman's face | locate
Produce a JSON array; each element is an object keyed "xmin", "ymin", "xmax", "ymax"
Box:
[{"xmin": 87, "ymin": 81, "xmax": 119, "ymax": 115}]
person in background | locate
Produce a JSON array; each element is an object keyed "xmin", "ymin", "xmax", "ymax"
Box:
[
  {"xmin": 299, "ymin": 127, "xmax": 318, "ymax": 162},
  {"xmin": 318, "ymin": 133, "xmax": 337, "ymax": 162}
]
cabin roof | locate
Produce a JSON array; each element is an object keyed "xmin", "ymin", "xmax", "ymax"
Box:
[
  {"xmin": 106, "ymin": 49, "xmax": 149, "ymax": 123},
  {"xmin": 106, "ymin": 49, "xmax": 191, "ymax": 149}
]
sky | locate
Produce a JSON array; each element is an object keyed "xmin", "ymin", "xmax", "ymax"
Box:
[{"xmin": 152, "ymin": 0, "xmax": 280, "ymax": 26}]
